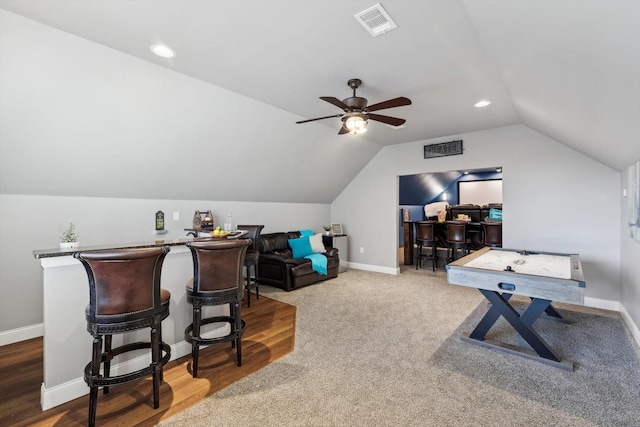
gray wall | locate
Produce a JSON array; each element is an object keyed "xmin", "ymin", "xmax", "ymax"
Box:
[
  {"xmin": 621, "ymin": 167, "xmax": 640, "ymax": 335},
  {"xmin": 0, "ymin": 194, "xmax": 329, "ymax": 333},
  {"xmin": 0, "ymin": 10, "xmax": 380, "ymax": 203},
  {"xmin": 332, "ymin": 125, "xmax": 623, "ymax": 303},
  {"xmin": 1, "ymin": 9, "xmax": 638, "ymax": 345}
]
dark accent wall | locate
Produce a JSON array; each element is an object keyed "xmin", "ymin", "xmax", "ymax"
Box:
[{"xmin": 399, "ymin": 170, "xmax": 502, "ymax": 206}]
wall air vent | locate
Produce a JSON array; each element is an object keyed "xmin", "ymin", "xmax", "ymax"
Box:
[{"xmin": 354, "ymin": 3, "xmax": 398, "ymax": 37}]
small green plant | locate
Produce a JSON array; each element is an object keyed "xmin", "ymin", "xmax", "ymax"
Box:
[
  {"xmin": 59, "ymin": 222, "xmax": 78, "ymax": 243},
  {"xmin": 322, "ymin": 225, "xmax": 332, "ymax": 232}
]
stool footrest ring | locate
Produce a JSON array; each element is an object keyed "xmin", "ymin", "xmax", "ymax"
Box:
[
  {"xmin": 185, "ymin": 316, "xmax": 246, "ymax": 346},
  {"xmin": 84, "ymin": 341, "xmax": 171, "ymax": 387}
]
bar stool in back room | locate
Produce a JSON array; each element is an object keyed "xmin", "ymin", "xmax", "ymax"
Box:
[
  {"xmin": 236, "ymin": 224, "xmax": 264, "ymax": 307},
  {"xmin": 74, "ymin": 246, "xmax": 172, "ymax": 427},
  {"xmin": 445, "ymin": 220, "xmax": 469, "ymax": 262},
  {"xmin": 415, "ymin": 221, "xmax": 439, "ymax": 271},
  {"xmin": 185, "ymin": 239, "xmax": 250, "ymax": 377},
  {"xmin": 482, "ymin": 221, "xmax": 503, "ymax": 248}
]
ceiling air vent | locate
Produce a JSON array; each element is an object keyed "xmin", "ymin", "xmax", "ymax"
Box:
[{"xmin": 354, "ymin": 3, "xmax": 398, "ymax": 37}]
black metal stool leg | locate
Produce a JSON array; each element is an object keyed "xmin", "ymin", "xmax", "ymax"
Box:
[
  {"xmin": 89, "ymin": 335, "xmax": 102, "ymax": 427},
  {"xmin": 245, "ymin": 269, "xmax": 252, "ymax": 307},
  {"xmin": 103, "ymin": 334, "xmax": 112, "ymax": 394},
  {"xmin": 253, "ymin": 263, "xmax": 260, "ymax": 299},
  {"xmin": 234, "ymin": 300, "xmax": 242, "ymax": 366},
  {"xmin": 192, "ymin": 306, "xmax": 201, "ymax": 378},
  {"xmin": 150, "ymin": 323, "xmax": 160, "ymax": 409}
]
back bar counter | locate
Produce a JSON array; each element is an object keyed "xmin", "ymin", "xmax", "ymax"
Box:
[{"xmin": 33, "ymin": 237, "xmax": 229, "ymax": 410}]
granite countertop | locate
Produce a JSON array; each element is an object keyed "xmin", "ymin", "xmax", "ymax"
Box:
[{"xmin": 33, "ymin": 237, "xmax": 211, "ymax": 259}]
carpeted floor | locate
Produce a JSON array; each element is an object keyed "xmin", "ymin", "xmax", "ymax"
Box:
[{"xmin": 159, "ymin": 266, "xmax": 640, "ymax": 427}]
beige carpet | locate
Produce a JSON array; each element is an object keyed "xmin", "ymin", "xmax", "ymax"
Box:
[{"xmin": 159, "ymin": 266, "xmax": 640, "ymax": 426}]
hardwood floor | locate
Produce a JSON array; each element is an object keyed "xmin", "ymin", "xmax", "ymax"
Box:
[{"xmin": 0, "ymin": 294, "xmax": 296, "ymax": 426}]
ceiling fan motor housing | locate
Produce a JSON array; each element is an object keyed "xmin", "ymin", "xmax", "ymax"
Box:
[{"xmin": 344, "ymin": 96, "xmax": 368, "ymax": 110}]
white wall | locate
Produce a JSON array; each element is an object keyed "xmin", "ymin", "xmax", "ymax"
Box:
[
  {"xmin": 332, "ymin": 125, "xmax": 621, "ymax": 302},
  {"xmin": 0, "ymin": 194, "xmax": 329, "ymax": 335},
  {"xmin": 620, "ymin": 166, "xmax": 640, "ymax": 339},
  {"xmin": 0, "ymin": 10, "xmax": 380, "ymax": 204}
]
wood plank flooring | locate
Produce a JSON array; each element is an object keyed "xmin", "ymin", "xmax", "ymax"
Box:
[{"xmin": 0, "ymin": 294, "xmax": 296, "ymax": 426}]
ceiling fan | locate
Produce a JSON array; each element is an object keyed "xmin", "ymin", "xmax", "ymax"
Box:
[{"xmin": 296, "ymin": 78, "xmax": 411, "ymax": 135}]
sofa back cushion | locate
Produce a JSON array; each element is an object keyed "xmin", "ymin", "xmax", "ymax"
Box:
[{"xmin": 259, "ymin": 231, "xmax": 303, "ymax": 255}]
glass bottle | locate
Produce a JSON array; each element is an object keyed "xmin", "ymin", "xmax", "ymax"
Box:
[{"xmin": 225, "ymin": 214, "xmax": 235, "ymax": 232}]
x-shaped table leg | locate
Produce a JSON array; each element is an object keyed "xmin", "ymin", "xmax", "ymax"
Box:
[{"xmin": 466, "ymin": 289, "xmax": 565, "ymax": 365}]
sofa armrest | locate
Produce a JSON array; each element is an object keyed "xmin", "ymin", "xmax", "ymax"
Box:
[{"xmin": 324, "ymin": 247, "xmax": 339, "ymax": 258}]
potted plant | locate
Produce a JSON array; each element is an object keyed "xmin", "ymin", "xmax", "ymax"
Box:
[
  {"xmin": 59, "ymin": 222, "xmax": 80, "ymax": 249},
  {"xmin": 322, "ymin": 225, "xmax": 332, "ymax": 236}
]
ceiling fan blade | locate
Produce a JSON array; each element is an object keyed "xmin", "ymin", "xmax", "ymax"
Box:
[
  {"xmin": 338, "ymin": 125, "xmax": 350, "ymax": 135},
  {"xmin": 320, "ymin": 96, "xmax": 351, "ymax": 112},
  {"xmin": 365, "ymin": 97, "xmax": 412, "ymax": 112},
  {"xmin": 367, "ymin": 113, "xmax": 406, "ymax": 127},
  {"xmin": 296, "ymin": 114, "xmax": 343, "ymax": 124}
]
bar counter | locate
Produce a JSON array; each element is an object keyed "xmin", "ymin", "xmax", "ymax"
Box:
[{"xmin": 33, "ymin": 236, "xmax": 230, "ymax": 410}]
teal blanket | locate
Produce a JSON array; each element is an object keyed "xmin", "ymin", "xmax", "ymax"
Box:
[{"xmin": 304, "ymin": 253, "xmax": 328, "ymax": 275}]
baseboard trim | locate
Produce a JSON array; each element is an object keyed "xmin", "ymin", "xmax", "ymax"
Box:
[
  {"xmin": 583, "ymin": 296, "xmax": 620, "ymax": 312},
  {"xmin": 0, "ymin": 323, "xmax": 43, "ymax": 346},
  {"xmin": 619, "ymin": 303, "xmax": 640, "ymax": 349},
  {"xmin": 347, "ymin": 262, "xmax": 399, "ymax": 275},
  {"xmin": 41, "ymin": 339, "xmax": 193, "ymax": 410}
]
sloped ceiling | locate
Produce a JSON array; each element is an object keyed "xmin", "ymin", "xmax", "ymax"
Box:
[{"xmin": 1, "ymin": 1, "xmax": 639, "ymax": 203}]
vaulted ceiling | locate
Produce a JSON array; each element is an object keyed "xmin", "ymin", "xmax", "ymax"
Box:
[{"xmin": 1, "ymin": 1, "xmax": 639, "ymax": 202}]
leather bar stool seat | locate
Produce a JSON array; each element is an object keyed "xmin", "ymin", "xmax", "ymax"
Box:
[
  {"xmin": 414, "ymin": 221, "xmax": 439, "ymax": 271},
  {"xmin": 445, "ymin": 220, "xmax": 469, "ymax": 262},
  {"xmin": 185, "ymin": 239, "xmax": 250, "ymax": 377},
  {"xmin": 75, "ymin": 246, "xmax": 172, "ymax": 427},
  {"xmin": 482, "ymin": 221, "xmax": 503, "ymax": 247}
]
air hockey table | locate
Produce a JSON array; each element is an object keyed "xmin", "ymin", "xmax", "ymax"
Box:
[{"xmin": 446, "ymin": 247, "xmax": 586, "ymax": 370}]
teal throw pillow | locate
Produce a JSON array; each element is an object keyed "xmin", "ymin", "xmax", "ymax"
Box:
[{"xmin": 289, "ymin": 236, "xmax": 313, "ymax": 258}]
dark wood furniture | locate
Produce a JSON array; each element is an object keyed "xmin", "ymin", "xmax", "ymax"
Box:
[
  {"xmin": 185, "ymin": 239, "xmax": 250, "ymax": 377},
  {"xmin": 482, "ymin": 221, "xmax": 503, "ymax": 247},
  {"xmin": 403, "ymin": 220, "xmax": 500, "ymax": 266},
  {"xmin": 414, "ymin": 221, "xmax": 439, "ymax": 271},
  {"xmin": 237, "ymin": 224, "xmax": 264, "ymax": 307},
  {"xmin": 74, "ymin": 246, "xmax": 172, "ymax": 426},
  {"xmin": 445, "ymin": 220, "xmax": 469, "ymax": 261}
]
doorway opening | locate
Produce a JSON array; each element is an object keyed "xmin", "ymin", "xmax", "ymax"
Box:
[{"xmin": 398, "ymin": 167, "xmax": 503, "ymax": 266}]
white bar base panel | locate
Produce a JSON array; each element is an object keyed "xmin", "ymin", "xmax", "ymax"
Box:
[
  {"xmin": 37, "ymin": 245, "xmax": 229, "ymax": 410},
  {"xmin": 40, "ymin": 328, "xmax": 225, "ymax": 410},
  {"xmin": 0, "ymin": 323, "xmax": 43, "ymax": 347}
]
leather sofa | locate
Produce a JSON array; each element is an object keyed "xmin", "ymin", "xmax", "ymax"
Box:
[{"xmin": 257, "ymin": 231, "xmax": 340, "ymax": 291}]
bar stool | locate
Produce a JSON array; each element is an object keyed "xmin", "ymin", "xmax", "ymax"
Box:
[
  {"xmin": 482, "ymin": 221, "xmax": 503, "ymax": 247},
  {"xmin": 185, "ymin": 239, "xmax": 250, "ymax": 377},
  {"xmin": 74, "ymin": 246, "xmax": 172, "ymax": 427},
  {"xmin": 414, "ymin": 221, "xmax": 439, "ymax": 271},
  {"xmin": 236, "ymin": 224, "xmax": 264, "ymax": 307},
  {"xmin": 445, "ymin": 220, "xmax": 469, "ymax": 262}
]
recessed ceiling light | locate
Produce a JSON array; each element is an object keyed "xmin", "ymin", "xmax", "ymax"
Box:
[
  {"xmin": 150, "ymin": 44, "xmax": 176, "ymax": 58},
  {"xmin": 474, "ymin": 100, "xmax": 491, "ymax": 108}
]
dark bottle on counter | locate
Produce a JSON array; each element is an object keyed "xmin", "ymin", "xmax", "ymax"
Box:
[{"xmin": 156, "ymin": 211, "xmax": 165, "ymax": 230}]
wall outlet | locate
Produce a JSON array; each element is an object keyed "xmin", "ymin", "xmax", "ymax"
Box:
[
  {"xmin": 173, "ymin": 211, "xmax": 180, "ymax": 221},
  {"xmin": 359, "ymin": 247, "xmax": 364, "ymax": 254}
]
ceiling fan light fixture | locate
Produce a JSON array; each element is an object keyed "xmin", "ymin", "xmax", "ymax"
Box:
[{"xmin": 344, "ymin": 113, "xmax": 368, "ymax": 134}]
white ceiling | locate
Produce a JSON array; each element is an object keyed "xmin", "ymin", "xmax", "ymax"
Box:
[{"xmin": 1, "ymin": 0, "xmax": 639, "ymax": 173}]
